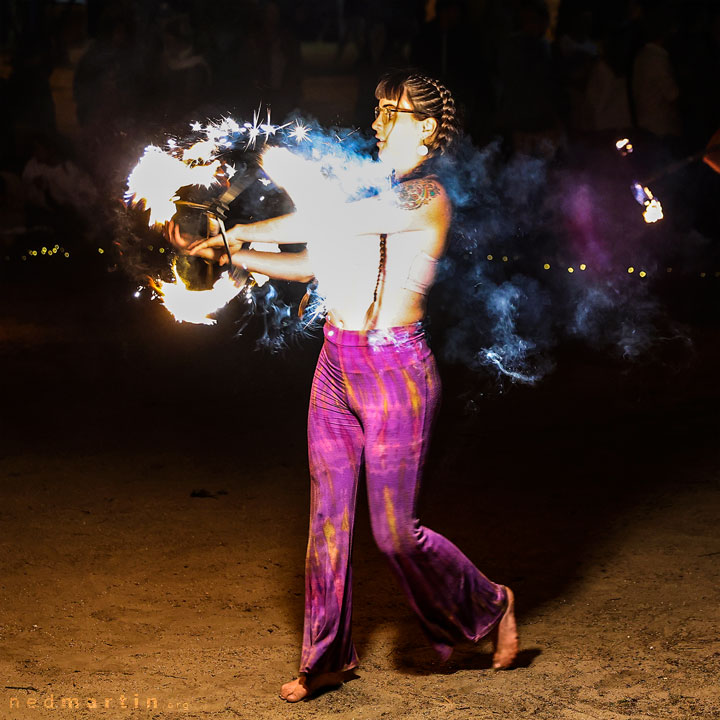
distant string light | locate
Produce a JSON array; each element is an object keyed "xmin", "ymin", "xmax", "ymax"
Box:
[{"xmin": 2, "ymin": 247, "xmax": 719, "ymax": 283}]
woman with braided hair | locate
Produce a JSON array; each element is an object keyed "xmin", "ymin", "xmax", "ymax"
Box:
[{"xmin": 168, "ymin": 69, "xmax": 518, "ymax": 701}]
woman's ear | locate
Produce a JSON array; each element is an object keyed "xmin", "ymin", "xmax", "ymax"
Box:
[{"xmin": 421, "ymin": 117, "xmax": 438, "ymax": 142}]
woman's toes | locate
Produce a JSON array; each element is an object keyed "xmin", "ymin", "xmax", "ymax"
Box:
[{"xmin": 280, "ymin": 677, "xmax": 311, "ymax": 702}]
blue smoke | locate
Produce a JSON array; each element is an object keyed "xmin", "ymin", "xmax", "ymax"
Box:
[{"xmin": 121, "ymin": 112, "xmax": 690, "ymax": 382}]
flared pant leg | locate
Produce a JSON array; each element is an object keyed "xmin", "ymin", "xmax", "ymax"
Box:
[
  {"xmin": 300, "ymin": 322, "xmax": 507, "ymax": 675},
  {"xmin": 300, "ymin": 341, "xmax": 363, "ymax": 675},
  {"xmin": 359, "ymin": 340, "xmax": 507, "ymax": 660}
]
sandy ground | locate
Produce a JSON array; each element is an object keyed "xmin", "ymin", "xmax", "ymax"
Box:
[{"xmin": 1, "ymin": 273, "xmax": 719, "ymax": 720}]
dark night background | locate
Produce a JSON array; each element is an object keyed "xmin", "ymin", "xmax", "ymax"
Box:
[{"xmin": 0, "ymin": 1, "xmax": 719, "ymax": 718}]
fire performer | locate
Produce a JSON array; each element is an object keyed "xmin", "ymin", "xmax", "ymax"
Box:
[{"xmin": 167, "ymin": 70, "xmax": 518, "ymax": 701}]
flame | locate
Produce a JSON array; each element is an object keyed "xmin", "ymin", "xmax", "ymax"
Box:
[
  {"xmin": 181, "ymin": 139, "xmax": 219, "ymax": 164},
  {"xmin": 631, "ymin": 182, "xmax": 664, "ymax": 224},
  {"xmin": 642, "ymin": 197, "xmax": 663, "ymax": 223},
  {"xmin": 125, "ymin": 145, "xmax": 224, "ymax": 225},
  {"xmin": 125, "ymin": 114, "xmax": 307, "ymax": 227},
  {"xmin": 152, "ymin": 262, "xmax": 241, "ymax": 324}
]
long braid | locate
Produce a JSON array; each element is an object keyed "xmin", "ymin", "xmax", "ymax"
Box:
[
  {"xmin": 363, "ymin": 233, "xmax": 387, "ymax": 331},
  {"xmin": 373, "ymin": 233, "xmax": 387, "ymax": 305}
]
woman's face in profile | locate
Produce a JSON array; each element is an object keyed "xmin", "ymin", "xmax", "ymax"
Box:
[{"xmin": 372, "ymin": 93, "xmax": 427, "ymax": 174}]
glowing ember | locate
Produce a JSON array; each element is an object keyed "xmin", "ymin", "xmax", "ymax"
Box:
[{"xmin": 153, "ymin": 263, "xmax": 240, "ymax": 324}]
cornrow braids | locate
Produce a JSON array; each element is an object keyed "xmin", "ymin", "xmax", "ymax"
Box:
[
  {"xmin": 375, "ymin": 69, "xmax": 461, "ymax": 156},
  {"xmin": 363, "ymin": 70, "xmax": 458, "ymax": 334},
  {"xmin": 420, "ymin": 75, "xmax": 460, "ymax": 155}
]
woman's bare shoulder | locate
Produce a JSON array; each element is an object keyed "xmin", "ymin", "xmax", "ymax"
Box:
[{"xmin": 392, "ymin": 176, "xmax": 449, "ymax": 212}]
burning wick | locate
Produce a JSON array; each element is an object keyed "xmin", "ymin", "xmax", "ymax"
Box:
[{"xmin": 149, "ymin": 262, "xmax": 241, "ymax": 325}]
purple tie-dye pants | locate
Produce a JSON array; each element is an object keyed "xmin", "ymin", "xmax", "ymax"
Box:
[{"xmin": 300, "ymin": 320, "xmax": 508, "ymax": 675}]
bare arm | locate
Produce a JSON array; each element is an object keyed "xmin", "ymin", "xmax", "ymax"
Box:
[
  {"xmin": 202, "ymin": 179, "xmax": 450, "ymax": 246},
  {"xmin": 181, "ymin": 213, "xmax": 306, "ymax": 260},
  {"xmin": 225, "ymin": 247, "xmax": 314, "ymax": 283},
  {"xmin": 178, "ymin": 178, "xmax": 450, "ymax": 261},
  {"xmin": 222, "ymin": 213, "xmax": 303, "ymax": 245},
  {"xmin": 164, "ymin": 220, "xmax": 313, "ymax": 282}
]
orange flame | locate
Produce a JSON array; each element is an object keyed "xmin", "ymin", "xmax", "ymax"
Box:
[{"xmin": 152, "ymin": 262, "xmax": 241, "ymax": 324}]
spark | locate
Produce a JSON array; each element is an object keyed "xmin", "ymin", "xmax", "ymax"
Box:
[
  {"xmin": 289, "ymin": 120, "xmax": 310, "ymax": 144},
  {"xmin": 219, "ymin": 117, "xmax": 241, "ymax": 134},
  {"xmin": 260, "ymin": 107, "xmax": 279, "ymax": 139},
  {"xmin": 335, "ymin": 127, "xmax": 360, "ymax": 143},
  {"xmin": 243, "ymin": 107, "xmax": 270, "ymax": 150},
  {"xmin": 300, "ymin": 295, "xmax": 328, "ymax": 328},
  {"xmin": 247, "ymin": 125, "xmax": 261, "ymax": 148}
]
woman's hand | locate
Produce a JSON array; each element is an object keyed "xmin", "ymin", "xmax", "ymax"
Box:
[
  {"xmin": 163, "ymin": 220, "xmax": 230, "ymax": 262},
  {"xmin": 186, "ymin": 233, "xmax": 241, "ymax": 265},
  {"xmin": 164, "ymin": 219, "xmax": 193, "ymax": 251}
]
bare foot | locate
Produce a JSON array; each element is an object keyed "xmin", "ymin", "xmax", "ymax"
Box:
[
  {"xmin": 491, "ymin": 586, "xmax": 518, "ymax": 670},
  {"xmin": 279, "ymin": 671, "xmax": 346, "ymax": 702}
]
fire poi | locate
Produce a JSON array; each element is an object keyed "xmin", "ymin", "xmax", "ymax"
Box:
[
  {"xmin": 615, "ymin": 131, "xmax": 720, "ymax": 225},
  {"xmin": 124, "ymin": 112, "xmax": 311, "ymax": 324},
  {"xmin": 124, "ymin": 111, "xmax": 393, "ymax": 327}
]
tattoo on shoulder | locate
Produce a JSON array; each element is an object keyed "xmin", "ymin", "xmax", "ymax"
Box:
[{"xmin": 393, "ymin": 179, "xmax": 441, "ymax": 211}]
